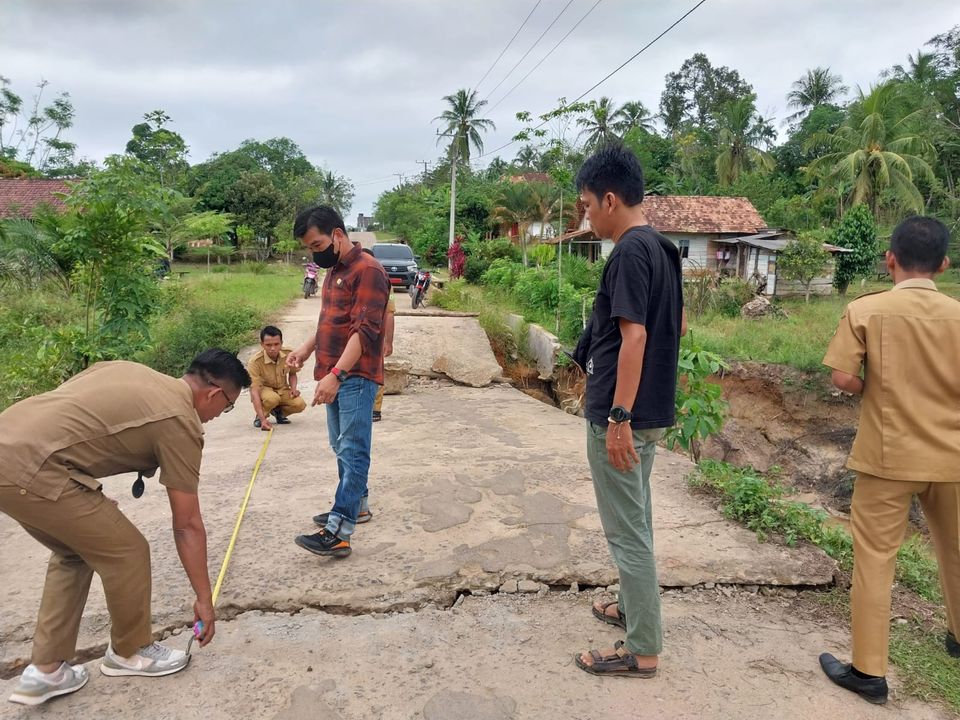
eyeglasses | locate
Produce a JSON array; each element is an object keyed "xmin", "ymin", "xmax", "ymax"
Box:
[{"xmin": 210, "ymin": 382, "xmax": 236, "ymax": 413}]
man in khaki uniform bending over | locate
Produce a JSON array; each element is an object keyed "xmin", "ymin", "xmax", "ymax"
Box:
[
  {"xmin": 0, "ymin": 349, "xmax": 250, "ymax": 706},
  {"xmin": 820, "ymin": 215, "xmax": 960, "ymax": 705},
  {"xmin": 247, "ymin": 325, "xmax": 306, "ymax": 431}
]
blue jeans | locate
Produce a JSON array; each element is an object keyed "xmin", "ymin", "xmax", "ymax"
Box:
[{"xmin": 323, "ymin": 375, "xmax": 378, "ymax": 539}]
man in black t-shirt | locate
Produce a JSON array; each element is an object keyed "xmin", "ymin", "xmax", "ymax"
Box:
[{"xmin": 572, "ymin": 145, "xmax": 685, "ymax": 679}]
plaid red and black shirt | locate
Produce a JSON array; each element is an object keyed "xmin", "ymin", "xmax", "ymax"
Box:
[{"xmin": 314, "ymin": 244, "xmax": 390, "ymax": 385}]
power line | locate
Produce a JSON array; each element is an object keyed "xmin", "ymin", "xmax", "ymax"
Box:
[
  {"xmin": 481, "ymin": 0, "xmax": 576, "ymax": 103},
  {"xmin": 486, "ymin": 0, "xmax": 603, "ymax": 114},
  {"xmin": 474, "ymin": 0, "xmax": 710, "ymax": 163},
  {"xmin": 473, "ymin": 0, "xmax": 543, "ymax": 93}
]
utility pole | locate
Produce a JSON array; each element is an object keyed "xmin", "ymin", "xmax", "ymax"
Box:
[
  {"xmin": 416, "ymin": 160, "xmax": 430, "ymax": 181},
  {"xmin": 393, "ymin": 172, "xmax": 406, "ymax": 187},
  {"xmin": 437, "ymin": 128, "xmax": 462, "ymax": 273}
]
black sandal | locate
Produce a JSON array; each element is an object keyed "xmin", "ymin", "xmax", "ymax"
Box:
[
  {"xmin": 592, "ymin": 600, "xmax": 626, "ymax": 630},
  {"xmin": 574, "ymin": 640, "xmax": 657, "ymax": 678}
]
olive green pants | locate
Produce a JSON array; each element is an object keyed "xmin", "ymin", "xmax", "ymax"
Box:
[{"xmin": 586, "ymin": 421, "xmax": 664, "ymax": 655}]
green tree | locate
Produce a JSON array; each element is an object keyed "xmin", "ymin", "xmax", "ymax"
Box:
[
  {"xmin": 807, "ymin": 82, "xmax": 937, "ymax": 218},
  {"xmin": 777, "ymin": 233, "xmax": 830, "ymax": 303},
  {"xmin": 0, "ymin": 77, "xmax": 78, "ymax": 173},
  {"xmin": 614, "ymin": 100, "xmax": 656, "ymax": 135},
  {"xmin": 830, "ymin": 204, "xmax": 878, "ymax": 294},
  {"xmin": 315, "ymin": 169, "xmax": 355, "ymax": 215},
  {"xmin": 492, "ymin": 182, "xmax": 537, "ymax": 267},
  {"xmin": 56, "ymin": 157, "xmax": 170, "ymax": 361},
  {"xmin": 125, "ymin": 110, "xmax": 189, "ymax": 187},
  {"xmin": 234, "ymin": 137, "xmax": 313, "ymax": 190},
  {"xmin": 434, "ymin": 89, "xmax": 496, "ymax": 165},
  {"xmin": 786, "ymin": 67, "xmax": 848, "ymax": 122},
  {"xmin": 714, "ymin": 95, "xmax": 776, "ymax": 186},
  {"xmin": 576, "ymin": 96, "xmax": 621, "ymax": 150},
  {"xmin": 659, "ymin": 53, "xmax": 753, "ymax": 135},
  {"xmin": 224, "ymin": 171, "xmax": 289, "ymax": 254}
]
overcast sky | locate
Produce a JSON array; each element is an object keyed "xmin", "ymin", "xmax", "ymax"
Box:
[{"xmin": 3, "ymin": 0, "xmax": 959, "ymax": 218}]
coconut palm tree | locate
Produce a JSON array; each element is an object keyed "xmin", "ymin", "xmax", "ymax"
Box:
[
  {"xmin": 434, "ymin": 89, "xmax": 496, "ymax": 166},
  {"xmin": 515, "ymin": 145, "xmax": 540, "ymax": 171},
  {"xmin": 892, "ymin": 50, "xmax": 941, "ymax": 88},
  {"xmin": 714, "ymin": 95, "xmax": 776, "ymax": 185},
  {"xmin": 806, "ymin": 82, "xmax": 936, "ymax": 218},
  {"xmin": 577, "ymin": 97, "xmax": 621, "ymax": 150},
  {"xmin": 492, "ymin": 182, "xmax": 539, "ymax": 267},
  {"xmin": 614, "ymin": 100, "xmax": 656, "ymax": 135},
  {"xmin": 786, "ymin": 67, "xmax": 848, "ymax": 122},
  {"xmin": 316, "ymin": 170, "xmax": 355, "ymax": 215}
]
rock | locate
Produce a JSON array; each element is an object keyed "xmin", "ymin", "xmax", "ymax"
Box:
[
  {"xmin": 741, "ymin": 296, "xmax": 774, "ymax": 319},
  {"xmin": 569, "ymin": 582, "xmax": 580, "ymax": 593},
  {"xmin": 704, "ymin": 582, "xmax": 716, "ymax": 590},
  {"xmin": 518, "ymin": 580, "xmax": 540, "ymax": 594},
  {"xmin": 606, "ymin": 584, "xmax": 620, "ymax": 594},
  {"xmin": 744, "ymin": 585, "xmax": 759, "ymax": 594},
  {"xmin": 781, "ymin": 589, "xmax": 798, "ymax": 598},
  {"xmin": 453, "ymin": 594, "xmax": 465, "ymax": 607},
  {"xmin": 894, "ymin": 618, "xmax": 908, "ymax": 625},
  {"xmin": 432, "ymin": 352, "xmax": 503, "ymax": 388},
  {"xmin": 383, "ymin": 359, "xmax": 413, "ymax": 395},
  {"xmin": 499, "ymin": 580, "xmax": 518, "ymax": 594},
  {"xmin": 760, "ymin": 586, "xmax": 776, "ymax": 597}
]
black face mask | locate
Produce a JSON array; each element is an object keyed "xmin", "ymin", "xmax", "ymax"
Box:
[{"xmin": 313, "ymin": 244, "xmax": 340, "ymax": 269}]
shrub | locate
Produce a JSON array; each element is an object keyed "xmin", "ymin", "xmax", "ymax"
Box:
[
  {"xmin": 464, "ymin": 256, "xmax": 490, "ymax": 284},
  {"xmin": 559, "ymin": 253, "xmax": 596, "ymax": 290},
  {"xmin": 711, "ymin": 277, "xmax": 755, "ymax": 317},
  {"xmin": 529, "ymin": 243, "xmax": 556, "ymax": 267},
  {"xmin": 481, "ymin": 258, "xmax": 524, "ymax": 287}
]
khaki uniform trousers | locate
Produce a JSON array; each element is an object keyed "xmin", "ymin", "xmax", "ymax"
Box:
[
  {"xmin": 373, "ymin": 385, "xmax": 385, "ymax": 413},
  {"xmin": 851, "ymin": 472, "xmax": 960, "ymax": 676},
  {"xmin": 259, "ymin": 388, "xmax": 306, "ymax": 417},
  {"xmin": 0, "ymin": 479, "xmax": 153, "ymax": 663}
]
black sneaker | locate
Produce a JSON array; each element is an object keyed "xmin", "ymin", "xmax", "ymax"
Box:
[
  {"xmin": 372, "ymin": 411, "xmax": 382, "ymax": 422},
  {"xmin": 295, "ymin": 530, "xmax": 351, "ymax": 558},
  {"xmin": 818, "ymin": 653, "xmax": 887, "ymax": 705},
  {"xmin": 313, "ymin": 510, "xmax": 373, "ymax": 527},
  {"xmin": 272, "ymin": 409, "xmax": 291, "ymax": 425},
  {"xmin": 947, "ymin": 631, "xmax": 960, "ymax": 658}
]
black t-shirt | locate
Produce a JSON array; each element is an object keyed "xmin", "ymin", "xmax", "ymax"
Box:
[{"xmin": 577, "ymin": 225, "xmax": 683, "ymax": 429}]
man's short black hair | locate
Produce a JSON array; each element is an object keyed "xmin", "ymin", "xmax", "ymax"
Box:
[
  {"xmin": 260, "ymin": 325, "xmax": 282, "ymax": 342},
  {"xmin": 186, "ymin": 348, "xmax": 251, "ymax": 390},
  {"xmin": 890, "ymin": 215, "xmax": 951, "ymax": 273},
  {"xmin": 575, "ymin": 144, "xmax": 645, "ymax": 207},
  {"xmin": 294, "ymin": 205, "xmax": 346, "ymax": 240}
]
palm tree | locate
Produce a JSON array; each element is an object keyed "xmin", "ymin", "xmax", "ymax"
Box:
[
  {"xmin": 316, "ymin": 170, "xmax": 355, "ymax": 215},
  {"xmin": 714, "ymin": 96, "xmax": 776, "ymax": 186},
  {"xmin": 892, "ymin": 50, "xmax": 941, "ymax": 88},
  {"xmin": 786, "ymin": 67, "xmax": 848, "ymax": 122},
  {"xmin": 492, "ymin": 182, "xmax": 539, "ymax": 267},
  {"xmin": 434, "ymin": 89, "xmax": 496, "ymax": 166},
  {"xmin": 515, "ymin": 145, "xmax": 540, "ymax": 171},
  {"xmin": 614, "ymin": 100, "xmax": 655, "ymax": 135},
  {"xmin": 806, "ymin": 82, "xmax": 936, "ymax": 218},
  {"xmin": 577, "ymin": 97, "xmax": 621, "ymax": 150}
]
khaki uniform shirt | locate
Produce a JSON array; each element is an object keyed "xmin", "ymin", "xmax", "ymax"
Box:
[
  {"xmin": 0, "ymin": 361, "xmax": 203, "ymax": 500},
  {"xmin": 823, "ymin": 278, "xmax": 960, "ymax": 482},
  {"xmin": 247, "ymin": 347, "xmax": 296, "ymax": 392}
]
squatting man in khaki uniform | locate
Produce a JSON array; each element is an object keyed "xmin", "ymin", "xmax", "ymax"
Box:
[
  {"xmin": 820, "ymin": 216, "xmax": 960, "ymax": 705},
  {"xmin": 247, "ymin": 325, "xmax": 307, "ymax": 431},
  {"xmin": 0, "ymin": 349, "xmax": 251, "ymax": 706}
]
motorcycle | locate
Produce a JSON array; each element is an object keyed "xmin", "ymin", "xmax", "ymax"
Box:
[
  {"xmin": 302, "ymin": 261, "xmax": 319, "ymax": 299},
  {"xmin": 409, "ymin": 268, "xmax": 431, "ymax": 309}
]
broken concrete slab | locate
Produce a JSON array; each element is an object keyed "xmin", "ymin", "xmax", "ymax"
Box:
[
  {"xmin": 0, "ymin": 383, "xmax": 834, "ymax": 672},
  {"xmin": 383, "ymin": 358, "xmax": 411, "ymax": 395},
  {"xmin": 506, "ymin": 313, "xmax": 562, "ymax": 380},
  {"xmin": 393, "ymin": 315, "xmax": 504, "ymax": 387},
  {"xmin": 0, "ymin": 593, "xmax": 946, "ymax": 719}
]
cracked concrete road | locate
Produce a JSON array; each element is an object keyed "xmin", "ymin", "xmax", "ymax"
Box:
[
  {"xmin": 2, "ymin": 296, "xmax": 928, "ymax": 718},
  {"xmin": 0, "ymin": 592, "xmax": 949, "ymax": 719}
]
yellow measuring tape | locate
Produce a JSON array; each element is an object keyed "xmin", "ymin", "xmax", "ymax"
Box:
[{"xmin": 187, "ymin": 427, "xmax": 273, "ymax": 653}]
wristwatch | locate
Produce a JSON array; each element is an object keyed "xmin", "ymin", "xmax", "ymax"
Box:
[
  {"xmin": 330, "ymin": 367, "xmax": 349, "ymax": 382},
  {"xmin": 608, "ymin": 405, "xmax": 632, "ymax": 423}
]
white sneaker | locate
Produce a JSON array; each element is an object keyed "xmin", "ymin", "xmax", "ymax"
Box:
[
  {"xmin": 8, "ymin": 662, "xmax": 89, "ymax": 705},
  {"xmin": 100, "ymin": 641, "xmax": 190, "ymax": 677}
]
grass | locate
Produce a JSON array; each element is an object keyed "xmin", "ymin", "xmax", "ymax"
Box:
[
  {"xmin": 373, "ymin": 230, "xmax": 397, "ymax": 241},
  {"xmin": 690, "ymin": 273, "xmax": 960, "ymax": 372},
  {"xmin": 692, "ymin": 460, "xmax": 957, "ymax": 713},
  {"xmin": 175, "ymin": 262, "xmax": 301, "ymax": 317}
]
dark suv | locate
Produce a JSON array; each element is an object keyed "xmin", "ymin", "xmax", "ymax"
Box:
[{"xmin": 370, "ymin": 243, "xmax": 418, "ymax": 289}]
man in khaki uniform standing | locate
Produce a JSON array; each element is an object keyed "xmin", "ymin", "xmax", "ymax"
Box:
[
  {"xmin": 0, "ymin": 349, "xmax": 250, "ymax": 706},
  {"xmin": 247, "ymin": 325, "xmax": 306, "ymax": 431},
  {"xmin": 820, "ymin": 215, "xmax": 960, "ymax": 705}
]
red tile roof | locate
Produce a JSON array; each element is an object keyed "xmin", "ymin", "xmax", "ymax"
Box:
[
  {"xmin": 566, "ymin": 195, "xmax": 766, "ymax": 235},
  {"xmin": 507, "ymin": 172, "xmax": 552, "ymax": 184},
  {"xmin": 643, "ymin": 195, "xmax": 766, "ymax": 234},
  {"xmin": 0, "ymin": 179, "xmax": 71, "ymax": 219}
]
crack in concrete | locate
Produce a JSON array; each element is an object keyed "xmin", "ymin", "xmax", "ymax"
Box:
[{"xmin": 0, "ymin": 575, "xmax": 835, "ymax": 680}]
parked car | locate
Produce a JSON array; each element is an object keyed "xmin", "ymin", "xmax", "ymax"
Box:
[{"xmin": 370, "ymin": 243, "xmax": 418, "ymax": 289}]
